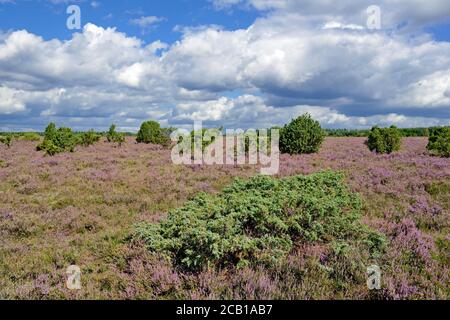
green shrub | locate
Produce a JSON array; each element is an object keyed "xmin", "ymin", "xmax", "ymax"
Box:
[
  {"xmin": 106, "ymin": 124, "xmax": 125, "ymax": 146},
  {"xmin": 80, "ymin": 129, "xmax": 101, "ymax": 147},
  {"xmin": 135, "ymin": 171, "xmax": 385, "ymax": 271},
  {"xmin": 161, "ymin": 127, "xmax": 177, "ymax": 140},
  {"xmin": 43, "ymin": 122, "xmax": 57, "ymax": 140},
  {"xmin": 427, "ymin": 127, "xmax": 450, "ymax": 157},
  {"xmin": 325, "ymin": 128, "xmax": 431, "ymax": 137},
  {"xmin": 37, "ymin": 123, "xmax": 77, "ymax": 156},
  {"xmin": 367, "ymin": 126, "xmax": 402, "ymax": 154},
  {"xmin": 190, "ymin": 128, "xmax": 222, "ymax": 153},
  {"xmin": 0, "ymin": 134, "xmax": 12, "ymax": 147},
  {"xmin": 37, "ymin": 139, "xmax": 60, "ymax": 156},
  {"xmin": 136, "ymin": 120, "xmax": 170, "ymax": 146},
  {"xmin": 280, "ymin": 114, "xmax": 325, "ymax": 154},
  {"xmin": 18, "ymin": 132, "xmax": 41, "ymax": 142}
]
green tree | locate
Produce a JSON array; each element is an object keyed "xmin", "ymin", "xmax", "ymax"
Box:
[
  {"xmin": 280, "ymin": 113, "xmax": 325, "ymax": 154},
  {"xmin": 80, "ymin": 129, "xmax": 101, "ymax": 147},
  {"xmin": 37, "ymin": 123, "xmax": 77, "ymax": 156},
  {"xmin": 136, "ymin": 120, "xmax": 169, "ymax": 146},
  {"xmin": 367, "ymin": 126, "xmax": 402, "ymax": 154},
  {"xmin": 106, "ymin": 124, "xmax": 125, "ymax": 146},
  {"xmin": 427, "ymin": 127, "xmax": 450, "ymax": 157}
]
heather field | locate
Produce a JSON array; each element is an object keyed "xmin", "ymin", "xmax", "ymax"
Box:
[{"xmin": 0, "ymin": 137, "xmax": 449, "ymax": 300}]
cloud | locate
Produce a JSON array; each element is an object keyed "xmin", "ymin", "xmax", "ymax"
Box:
[
  {"xmin": 322, "ymin": 22, "xmax": 364, "ymax": 31},
  {"xmin": 163, "ymin": 16, "xmax": 450, "ymax": 117},
  {"xmin": 0, "ymin": 87, "xmax": 26, "ymax": 114},
  {"xmin": 129, "ymin": 16, "xmax": 165, "ymax": 31},
  {"xmin": 212, "ymin": 0, "xmax": 450, "ymax": 29},
  {"xmin": 0, "ymin": 3, "xmax": 450, "ymax": 131},
  {"xmin": 172, "ymin": 94, "xmax": 450, "ymax": 129}
]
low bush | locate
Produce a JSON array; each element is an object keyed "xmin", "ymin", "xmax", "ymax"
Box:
[
  {"xmin": 190, "ymin": 128, "xmax": 222, "ymax": 153},
  {"xmin": 80, "ymin": 129, "xmax": 102, "ymax": 147},
  {"xmin": 367, "ymin": 126, "xmax": 402, "ymax": 154},
  {"xmin": 280, "ymin": 114, "xmax": 325, "ymax": 154},
  {"xmin": 135, "ymin": 171, "xmax": 385, "ymax": 271},
  {"xmin": 326, "ymin": 127, "xmax": 431, "ymax": 137},
  {"xmin": 37, "ymin": 123, "xmax": 77, "ymax": 156},
  {"xmin": 0, "ymin": 134, "xmax": 12, "ymax": 147},
  {"xmin": 106, "ymin": 124, "xmax": 125, "ymax": 146},
  {"xmin": 427, "ymin": 127, "xmax": 450, "ymax": 157},
  {"xmin": 136, "ymin": 120, "xmax": 170, "ymax": 146}
]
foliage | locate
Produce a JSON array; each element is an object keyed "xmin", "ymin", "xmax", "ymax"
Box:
[
  {"xmin": 80, "ymin": 130, "xmax": 102, "ymax": 147},
  {"xmin": 136, "ymin": 120, "xmax": 170, "ymax": 146},
  {"xmin": 17, "ymin": 132, "xmax": 42, "ymax": 142},
  {"xmin": 0, "ymin": 134, "xmax": 13, "ymax": 147},
  {"xmin": 135, "ymin": 171, "xmax": 385, "ymax": 271},
  {"xmin": 367, "ymin": 126, "xmax": 402, "ymax": 154},
  {"xmin": 325, "ymin": 128, "xmax": 430, "ymax": 137},
  {"xmin": 106, "ymin": 124, "xmax": 125, "ymax": 146},
  {"xmin": 325, "ymin": 129, "xmax": 370, "ymax": 137},
  {"xmin": 190, "ymin": 128, "xmax": 222, "ymax": 153},
  {"xmin": 280, "ymin": 114, "xmax": 325, "ymax": 154},
  {"xmin": 400, "ymin": 128, "xmax": 429, "ymax": 137},
  {"xmin": 37, "ymin": 123, "xmax": 77, "ymax": 156},
  {"xmin": 427, "ymin": 127, "xmax": 450, "ymax": 157}
]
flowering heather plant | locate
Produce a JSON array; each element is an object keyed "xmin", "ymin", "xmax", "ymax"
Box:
[
  {"xmin": 0, "ymin": 137, "xmax": 448, "ymax": 299},
  {"xmin": 389, "ymin": 218, "xmax": 436, "ymax": 266},
  {"xmin": 135, "ymin": 171, "xmax": 385, "ymax": 271},
  {"xmin": 408, "ymin": 195, "xmax": 446, "ymax": 230}
]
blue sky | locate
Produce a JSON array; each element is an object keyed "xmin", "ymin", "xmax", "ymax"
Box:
[
  {"xmin": 0, "ymin": 0, "xmax": 450, "ymax": 131},
  {"xmin": 0, "ymin": 1, "xmax": 259, "ymax": 45}
]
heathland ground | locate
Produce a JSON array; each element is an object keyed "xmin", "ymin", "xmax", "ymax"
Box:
[{"xmin": 0, "ymin": 137, "xmax": 448, "ymax": 299}]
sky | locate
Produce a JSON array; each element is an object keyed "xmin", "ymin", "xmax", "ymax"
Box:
[{"xmin": 0, "ymin": 0, "xmax": 449, "ymax": 132}]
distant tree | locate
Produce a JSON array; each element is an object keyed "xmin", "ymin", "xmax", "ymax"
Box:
[
  {"xmin": 136, "ymin": 120, "xmax": 170, "ymax": 146},
  {"xmin": 107, "ymin": 124, "xmax": 125, "ymax": 146},
  {"xmin": 427, "ymin": 127, "xmax": 450, "ymax": 157},
  {"xmin": 37, "ymin": 123, "xmax": 77, "ymax": 156},
  {"xmin": 80, "ymin": 129, "xmax": 101, "ymax": 147},
  {"xmin": 280, "ymin": 114, "xmax": 325, "ymax": 154},
  {"xmin": 367, "ymin": 126, "xmax": 402, "ymax": 154}
]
